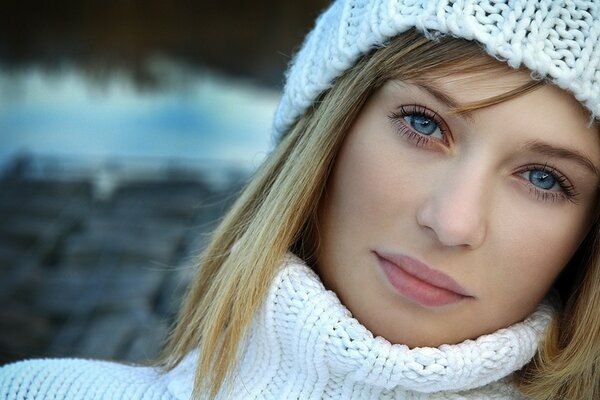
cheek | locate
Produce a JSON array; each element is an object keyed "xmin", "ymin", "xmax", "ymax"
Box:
[
  {"xmin": 322, "ymin": 127, "xmax": 420, "ymax": 238},
  {"xmin": 492, "ymin": 202, "xmax": 593, "ymax": 302}
]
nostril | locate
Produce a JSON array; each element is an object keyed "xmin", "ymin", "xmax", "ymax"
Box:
[{"xmin": 417, "ymin": 196, "xmax": 487, "ymax": 249}]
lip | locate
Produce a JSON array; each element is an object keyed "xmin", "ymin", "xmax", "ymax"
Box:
[{"xmin": 373, "ymin": 250, "xmax": 474, "ymax": 307}]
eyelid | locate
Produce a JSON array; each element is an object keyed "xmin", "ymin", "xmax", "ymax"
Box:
[
  {"xmin": 517, "ymin": 163, "xmax": 580, "ymax": 204},
  {"xmin": 388, "ymin": 104, "xmax": 452, "ymax": 147},
  {"xmin": 389, "ymin": 105, "xmax": 582, "ymax": 205}
]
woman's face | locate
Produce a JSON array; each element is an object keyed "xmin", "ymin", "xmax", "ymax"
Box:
[{"xmin": 316, "ymin": 71, "xmax": 600, "ymax": 348}]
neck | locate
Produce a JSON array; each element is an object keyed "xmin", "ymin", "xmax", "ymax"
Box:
[{"xmin": 168, "ymin": 253, "xmax": 554, "ymax": 399}]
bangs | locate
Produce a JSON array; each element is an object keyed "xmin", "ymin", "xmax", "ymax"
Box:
[{"xmin": 450, "ymin": 80, "xmax": 544, "ymax": 114}]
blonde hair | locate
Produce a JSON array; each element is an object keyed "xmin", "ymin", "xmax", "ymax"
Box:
[
  {"xmin": 517, "ymin": 224, "xmax": 600, "ymax": 399},
  {"xmin": 159, "ymin": 30, "xmax": 600, "ymax": 399}
]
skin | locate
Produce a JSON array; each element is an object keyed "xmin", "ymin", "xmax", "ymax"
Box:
[{"xmin": 315, "ymin": 70, "xmax": 600, "ymax": 348}]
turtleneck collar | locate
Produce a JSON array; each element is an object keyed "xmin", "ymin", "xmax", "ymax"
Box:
[{"xmin": 168, "ymin": 253, "xmax": 554, "ymax": 399}]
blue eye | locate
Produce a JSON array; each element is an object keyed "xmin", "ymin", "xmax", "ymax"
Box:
[
  {"xmin": 388, "ymin": 105, "xmax": 449, "ymax": 148},
  {"xmin": 518, "ymin": 164, "xmax": 579, "ymax": 204},
  {"xmin": 528, "ymin": 169, "xmax": 557, "ymax": 190},
  {"xmin": 404, "ymin": 115, "xmax": 439, "ymax": 135}
]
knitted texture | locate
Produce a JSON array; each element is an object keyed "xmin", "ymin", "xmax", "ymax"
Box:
[
  {"xmin": 171, "ymin": 254, "xmax": 553, "ymax": 399},
  {"xmin": 0, "ymin": 358, "xmax": 176, "ymax": 400},
  {"xmin": 0, "ymin": 254, "xmax": 553, "ymax": 399},
  {"xmin": 274, "ymin": 0, "xmax": 600, "ymax": 137}
]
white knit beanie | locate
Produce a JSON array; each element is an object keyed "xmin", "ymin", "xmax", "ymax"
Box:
[{"xmin": 273, "ymin": 0, "xmax": 600, "ymax": 137}]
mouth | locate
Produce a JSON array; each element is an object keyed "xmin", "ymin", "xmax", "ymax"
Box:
[{"xmin": 373, "ymin": 250, "xmax": 474, "ymax": 307}]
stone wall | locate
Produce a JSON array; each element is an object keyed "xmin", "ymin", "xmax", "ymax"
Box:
[{"xmin": 0, "ymin": 162, "xmax": 238, "ymax": 365}]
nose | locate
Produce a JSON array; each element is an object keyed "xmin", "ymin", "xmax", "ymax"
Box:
[{"xmin": 416, "ymin": 164, "xmax": 488, "ymax": 249}]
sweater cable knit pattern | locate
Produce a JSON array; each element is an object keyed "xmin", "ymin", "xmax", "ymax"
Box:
[
  {"xmin": 0, "ymin": 254, "xmax": 553, "ymax": 399},
  {"xmin": 273, "ymin": 0, "xmax": 600, "ymax": 137}
]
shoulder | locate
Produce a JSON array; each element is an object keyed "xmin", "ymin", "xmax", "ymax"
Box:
[{"xmin": 0, "ymin": 357, "xmax": 183, "ymax": 400}]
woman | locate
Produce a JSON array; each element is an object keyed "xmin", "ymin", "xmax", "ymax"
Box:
[{"xmin": 2, "ymin": 0, "xmax": 600, "ymax": 399}]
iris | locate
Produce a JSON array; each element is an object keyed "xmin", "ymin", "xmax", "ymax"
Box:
[
  {"xmin": 529, "ymin": 170, "xmax": 556, "ymax": 190},
  {"xmin": 406, "ymin": 115, "xmax": 438, "ymax": 135}
]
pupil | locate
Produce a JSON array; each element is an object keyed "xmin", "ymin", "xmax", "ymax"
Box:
[
  {"xmin": 408, "ymin": 115, "xmax": 437, "ymax": 135},
  {"xmin": 530, "ymin": 170, "xmax": 556, "ymax": 190}
]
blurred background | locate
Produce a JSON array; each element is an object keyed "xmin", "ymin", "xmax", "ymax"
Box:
[{"xmin": 0, "ymin": 0, "xmax": 328, "ymax": 365}]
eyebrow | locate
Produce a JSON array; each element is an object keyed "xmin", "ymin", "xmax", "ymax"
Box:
[
  {"xmin": 401, "ymin": 81, "xmax": 599, "ymax": 177},
  {"xmin": 409, "ymin": 81, "xmax": 476, "ymax": 121},
  {"xmin": 523, "ymin": 140, "xmax": 599, "ymax": 177}
]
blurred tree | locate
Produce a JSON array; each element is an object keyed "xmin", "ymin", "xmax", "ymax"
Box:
[{"xmin": 0, "ymin": 0, "xmax": 330, "ymax": 87}]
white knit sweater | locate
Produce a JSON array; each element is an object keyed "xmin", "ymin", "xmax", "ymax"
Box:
[{"xmin": 0, "ymin": 254, "xmax": 553, "ymax": 399}]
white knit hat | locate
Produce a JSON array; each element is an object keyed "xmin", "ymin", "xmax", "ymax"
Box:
[{"xmin": 273, "ymin": 0, "xmax": 600, "ymax": 137}]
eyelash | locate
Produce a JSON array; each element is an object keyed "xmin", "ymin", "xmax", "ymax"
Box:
[
  {"xmin": 387, "ymin": 104, "xmax": 580, "ymax": 204},
  {"xmin": 519, "ymin": 164, "xmax": 579, "ymax": 203},
  {"xmin": 388, "ymin": 104, "xmax": 450, "ymax": 148}
]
